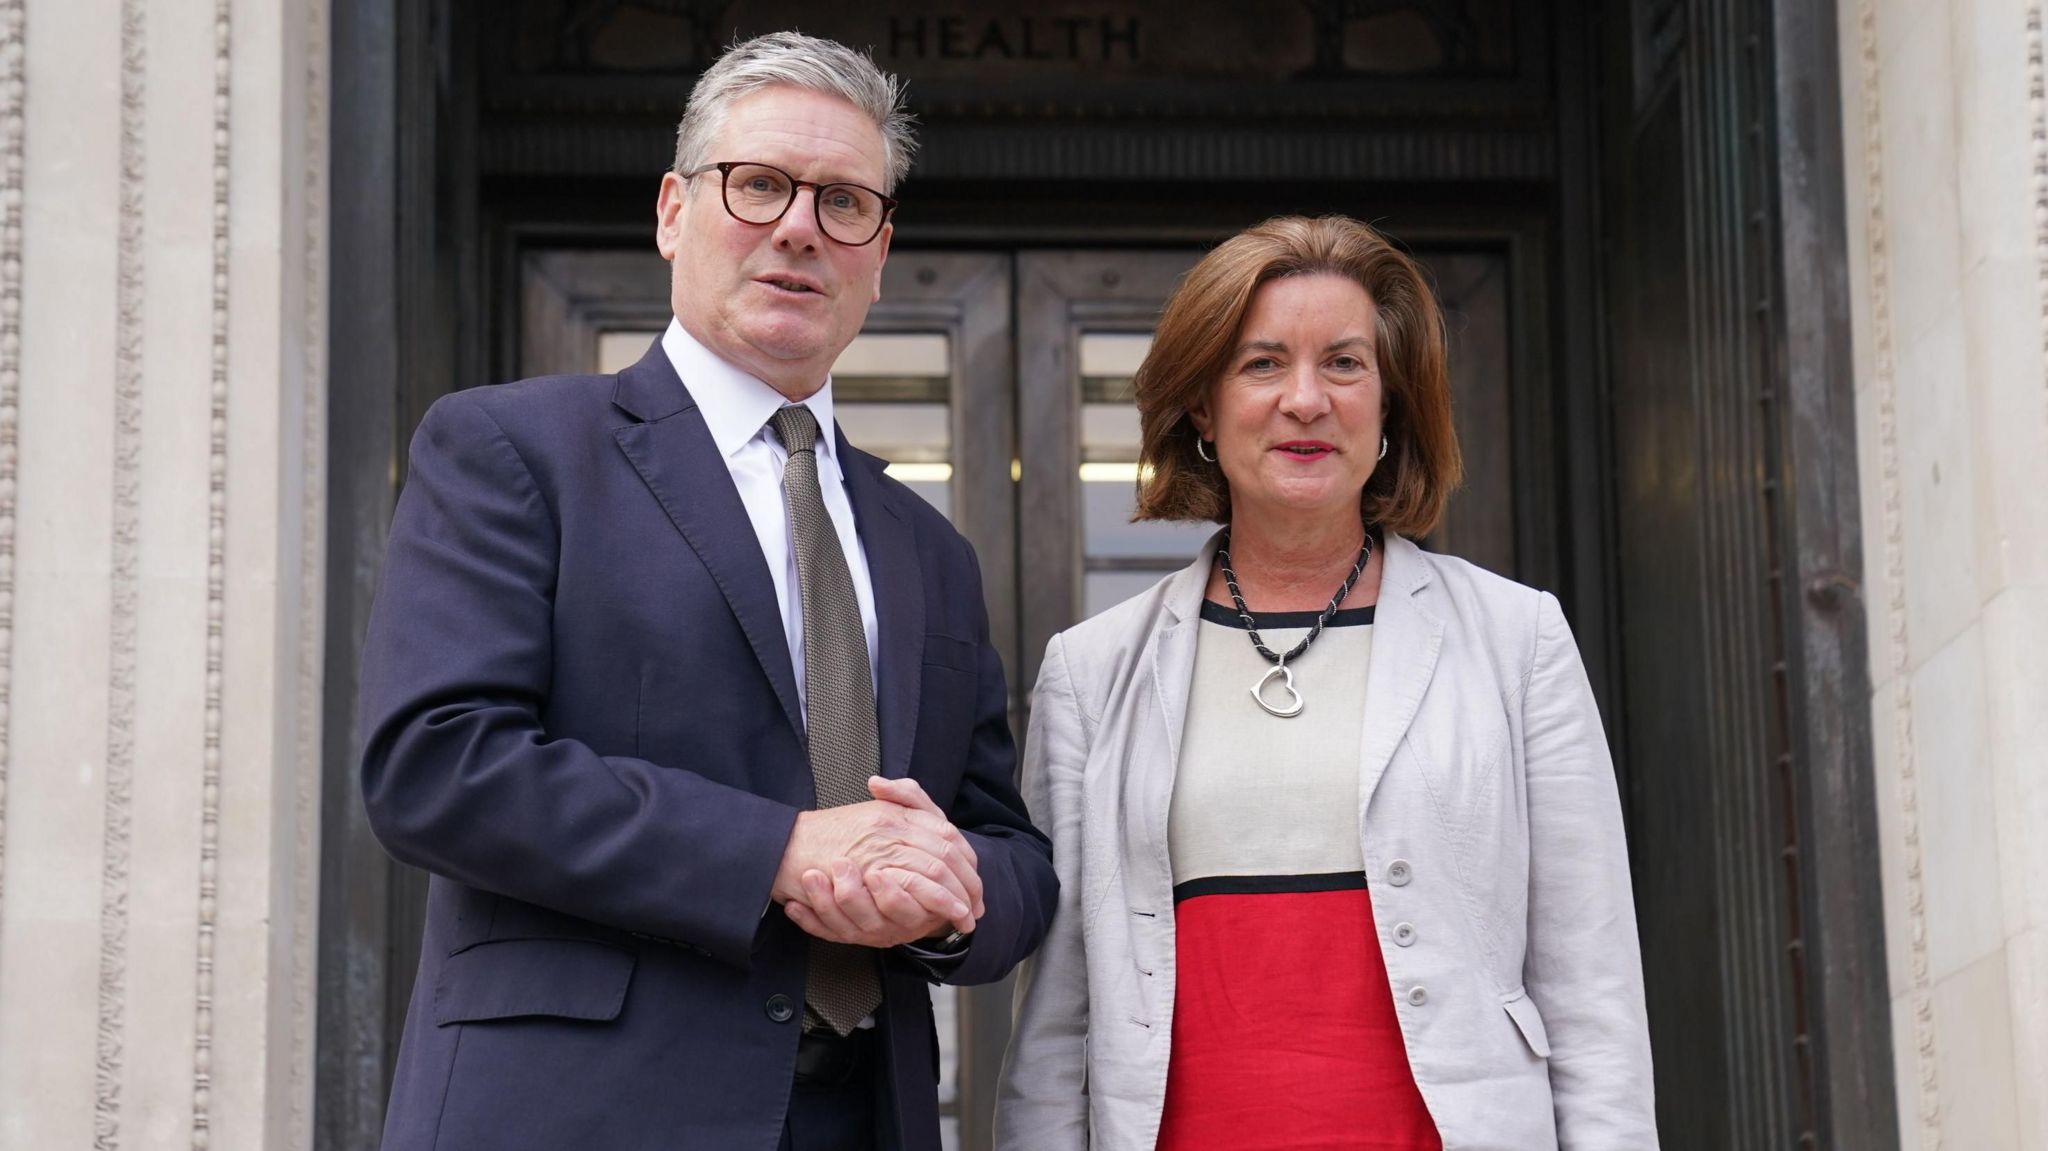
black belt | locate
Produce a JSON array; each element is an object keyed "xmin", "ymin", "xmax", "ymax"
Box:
[{"xmin": 794, "ymin": 1025, "xmax": 877, "ymax": 1087}]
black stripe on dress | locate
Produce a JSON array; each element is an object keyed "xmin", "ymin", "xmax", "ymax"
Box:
[{"xmin": 1172, "ymin": 871, "xmax": 1370, "ymax": 903}]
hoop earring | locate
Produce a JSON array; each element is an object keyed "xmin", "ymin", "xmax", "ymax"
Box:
[
  {"xmin": 1378, "ymin": 435, "xmax": 1388, "ymax": 461},
  {"xmin": 1196, "ymin": 438, "xmax": 1217, "ymax": 463}
]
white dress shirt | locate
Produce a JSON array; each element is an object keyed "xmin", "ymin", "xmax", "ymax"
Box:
[{"xmin": 661, "ymin": 319, "xmax": 880, "ymax": 712}]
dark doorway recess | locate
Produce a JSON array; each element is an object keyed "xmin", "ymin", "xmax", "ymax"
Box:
[{"xmin": 322, "ymin": 2, "xmax": 1894, "ymax": 1148}]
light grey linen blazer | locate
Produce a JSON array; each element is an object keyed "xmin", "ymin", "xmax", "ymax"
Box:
[{"xmin": 994, "ymin": 532, "xmax": 1657, "ymax": 1151}]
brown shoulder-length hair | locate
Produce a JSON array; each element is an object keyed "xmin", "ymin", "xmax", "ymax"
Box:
[{"xmin": 1132, "ymin": 215, "xmax": 1462, "ymax": 537}]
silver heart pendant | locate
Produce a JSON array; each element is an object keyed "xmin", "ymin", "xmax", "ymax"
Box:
[{"xmin": 1250, "ymin": 663, "xmax": 1304, "ymax": 718}]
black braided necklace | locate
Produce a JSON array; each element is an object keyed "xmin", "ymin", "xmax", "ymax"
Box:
[{"xmin": 1215, "ymin": 523, "xmax": 1373, "ymax": 718}]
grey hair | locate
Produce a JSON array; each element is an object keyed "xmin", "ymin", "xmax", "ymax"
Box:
[{"xmin": 671, "ymin": 31, "xmax": 917, "ymax": 194}]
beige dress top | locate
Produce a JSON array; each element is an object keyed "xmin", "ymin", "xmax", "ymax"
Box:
[{"xmin": 1170, "ymin": 602, "xmax": 1374, "ymax": 884}]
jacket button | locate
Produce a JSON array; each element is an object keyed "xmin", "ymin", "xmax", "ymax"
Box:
[
  {"xmin": 1393, "ymin": 922, "xmax": 1417, "ymax": 947},
  {"xmin": 765, "ymin": 994, "xmax": 795, "ymax": 1024},
  {"xmin": 1387, "ymin": 860, "xmax": 1413, "ymax": 887},
  {"xmin": 1407, "ymin": 985, "xmax": 1429, "ymax": 1007}
]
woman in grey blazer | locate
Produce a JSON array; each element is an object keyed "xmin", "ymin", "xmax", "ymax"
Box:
[{"xmin": 995, "ymin": 216, "xmax": 1656, "ymax": 1150}]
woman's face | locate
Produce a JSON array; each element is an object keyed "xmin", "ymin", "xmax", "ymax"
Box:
[{"xmin": 1188, "ymin": 273, "xmax": 1386, "ymax": 526}]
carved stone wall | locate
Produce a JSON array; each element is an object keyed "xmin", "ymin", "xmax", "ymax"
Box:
[
  {"xmin": 0, "ymin": 1, "xmax": 327, "ymax": 1148},
  {"xmin": 1840, "ymin": 0, "xmax": 2048, "ymax": 1146}
]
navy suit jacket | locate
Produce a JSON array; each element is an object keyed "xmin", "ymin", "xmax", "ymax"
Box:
[{"xmin": 358, "ymin": 341, "xmax": 1057, "ymax": 1151}]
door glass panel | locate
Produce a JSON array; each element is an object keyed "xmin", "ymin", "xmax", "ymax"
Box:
[
  {"xmin": 1081, "ymin": 472, "xmax": 1217, "ymax": 560},
  {"xmin": 1085, "ymin": 569, "xmax": 1183, "ymax": 618},
  {"xmin": 592, "ymin": 329, "xmax": 956, "ymax": 520},
  {"xmin": 598, "ymin": 330, "xmax": 660, "ymax": 375},
  {"xmin": 835, "ymin": 331, "xmax": 950, "ymax": 377},
  {"xmin": 1078, "ymin": 329, "xmax": 1212, "ymax": 615},
  {"xmin": 834, "ymin": 331, "xmax": 954, "ymax": 520},
  {"xmin": 1078, "ymin": 331, "xmax": 1152, "ymax": 382},
  {"xmin": 1078, "ymin": 332, "xmax": 1148, "ymax": 464},
  {"xmin": 1079, "ymin": 403, "xmax": 1142, "ymax": 459}
]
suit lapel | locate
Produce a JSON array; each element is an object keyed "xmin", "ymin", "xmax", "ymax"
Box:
[
  {"xmin": 610, "ymin": 345, "xmax": 805, "ymax": 741},
  {"xmin": 1153, "ymin": 618, "xmax": 1199, "ymax": 768},
  {"xmin": 1151, "ymin": 538, "xmax": 1217, "ymax": 768},
  {"xmin": 839, "ymin": 435, "xmax": 923, "ymax": 781},
  {"xmin": 1132, "ymin": 536, "xmax": 1220, "ymax": 881},
  {"xmin": 1357, "ymin": 533, "xmax": 1445, "ymax": 816}
]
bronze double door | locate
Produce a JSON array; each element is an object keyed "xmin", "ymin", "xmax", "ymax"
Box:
[{"xmin": 524, "ymin": 242, "xmax": 1519, "ymax": 1149}]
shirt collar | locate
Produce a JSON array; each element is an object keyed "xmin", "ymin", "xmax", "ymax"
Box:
[{"xmin": 661, "ymin": 317, "xmax": 838, "ymax": 464}]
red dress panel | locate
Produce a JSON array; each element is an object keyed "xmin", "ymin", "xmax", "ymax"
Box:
[{"xmin": 1155, "ymin": 876, "xmax": 1442, "ymax": 1151}]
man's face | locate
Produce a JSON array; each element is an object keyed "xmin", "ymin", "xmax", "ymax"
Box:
[{"xmin": 655, "ymin": 85, "xmax": 893, "ymax": 400}]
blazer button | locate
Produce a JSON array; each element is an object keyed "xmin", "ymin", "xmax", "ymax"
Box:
[
  {"xmin": 1407, "ymin": 985, "xmax": 1429, "ymax": 1007},
  {"xmin": 765, "ymin": 994, "xmax": 796, "ymax": 1024},
  {"xmin": 1393, "ymin": 922, "xmax": 1417, "ymax": 947},
  {"xmin": 1387, "ymin": 859, "xmax": 1413, "ymax": 887}
]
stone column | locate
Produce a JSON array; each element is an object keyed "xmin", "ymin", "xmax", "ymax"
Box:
[
  {"xmin": 0, "ymin": 0, "xmax": 327, "ymax": 1147},
  {"xmin": 1842, "ymin": 0, "xmax": 2048, "ymax": 1146}
]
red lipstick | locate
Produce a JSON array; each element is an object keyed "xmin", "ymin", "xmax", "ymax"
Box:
[{"xmin": 1273, "ymin": 439, "xmax": 1336, "ymax": 458}]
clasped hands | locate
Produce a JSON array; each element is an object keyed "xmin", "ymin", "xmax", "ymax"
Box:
[{"xmin": 773, "ymin": 776, "xmax": 984, "ymax": 950}]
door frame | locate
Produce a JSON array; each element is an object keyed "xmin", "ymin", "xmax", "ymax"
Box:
[
  {"xmin": 321, "ymin": 0, "xmax": 1889, "ymax": 1145},
  {"xmin": 1016, "ymin": 251, "xmax": 1203, "ymax": 696}
]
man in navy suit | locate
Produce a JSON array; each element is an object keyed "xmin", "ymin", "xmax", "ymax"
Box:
[{"xmin": 358, "ymin": 31, "xmax": 1056, "ymax": 1151}]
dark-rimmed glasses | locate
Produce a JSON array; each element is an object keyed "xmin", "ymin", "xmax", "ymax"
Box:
[{"xmin": 682, "ymin": 161, "xmax": 897, "ymax": 247}]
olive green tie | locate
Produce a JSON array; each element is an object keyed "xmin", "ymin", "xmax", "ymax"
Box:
[{"xmin": 768, "ymin": 404, "xmax": 884, "ymax": 1036}]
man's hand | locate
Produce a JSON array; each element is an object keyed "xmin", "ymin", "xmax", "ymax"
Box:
[{"xmin": 777, "ymin": 777, "xmax": 985, "ymax": 948}]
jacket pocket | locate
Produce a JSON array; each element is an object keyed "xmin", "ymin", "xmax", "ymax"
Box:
[
  {"xmin": 432, "ymin": 937, "xmax": 636, "ymax": 1026},
  {"xmin": 1502, "ymin": 987, "xmax": 1551, "ymax": 1058}
]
